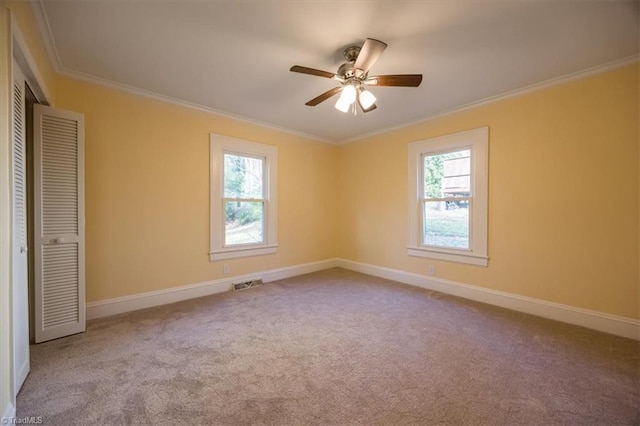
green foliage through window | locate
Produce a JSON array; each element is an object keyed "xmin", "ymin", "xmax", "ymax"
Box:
[
  {"xmin": 424, "ymin": 155, "xmax": 444, "ymax": 198},
  {"xmin": 223, "ymin": 153, "xmax": 265, "ymax": 245},
  {"xmin": 422, "ymin": 149, "xmax": 471, "ymax": 249}
]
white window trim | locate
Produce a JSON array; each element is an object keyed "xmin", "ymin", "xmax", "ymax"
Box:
[
  {"xmin": 210, "ymin": 134, "xmax": 277, "ymax": 261},
  {"xmin": 407, "ymin": 127, "xmax": 489, "ymax": 266}
]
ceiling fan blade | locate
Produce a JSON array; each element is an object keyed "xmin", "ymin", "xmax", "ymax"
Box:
[
  {"xmin": 290, "ymin": 65, "xmax": 336, "ymax": 79},
  {"xmin": 354, "ymin": 38, "xmax": 387, "ymax": 76},
  {"xmin": 366, "ymin": 74, "xmax": 423, "ymax": 87},
  {"xmin": 305, "ymin": 86, "xmax": 343, "ymax": 106}
]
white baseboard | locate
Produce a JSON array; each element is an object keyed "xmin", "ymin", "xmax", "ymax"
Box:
[
  {"xmin": 2, "ymin": 402, "xmax": 16, "ymax": 423},
  {"xmin": 336, "ymin": 259, "xmax": 640, "ymax": 340},
  {"xmin": 261, "ymin": 258, "xmax": 339, "ymax": 282},
  {"xmin": 86, "ymin": 256, "xmax": 639, "ymax": 340},
  {"xmin": 86, "ymin": 258, "xmax": 338, "ymax": 320}
]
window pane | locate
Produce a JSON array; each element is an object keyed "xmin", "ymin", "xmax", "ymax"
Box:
[
  {"xmin": 224, "ymin": 201, "xmax": 264, "ymax": 245},
  {"xmin": 224, "ymin": 154, "xmax": 263, "ymax": 199},
  {"xmin": 424, "ymin": 149, "xmax": 471, "ymax": 199},
  {"xmin": 423, "ymin": 201, "xmax": 469, "ymax": 249}
]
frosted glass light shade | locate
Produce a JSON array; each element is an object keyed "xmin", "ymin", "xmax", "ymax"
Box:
[
  {"xmin": 340, "ymin": 84, "xmax": 357, "ymax": 104},
  {"xmin": 335, "ymin": 97, "xmax": 351, "ymax": 112},
  {"xmin": 359, "ymin": 89, "xmax": 376, "ymax": 109}
]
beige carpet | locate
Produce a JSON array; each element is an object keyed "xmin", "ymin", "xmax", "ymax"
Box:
[{"xmin": 17, "ymin": 268, "xmax": 639, "ymax": 425}]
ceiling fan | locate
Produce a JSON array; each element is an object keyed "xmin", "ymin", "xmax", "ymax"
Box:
[{"xmin": 290, "ymin": 38, "xmax": 422, "ymax": 114}]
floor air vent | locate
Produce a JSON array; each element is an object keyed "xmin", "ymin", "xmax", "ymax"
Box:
[{"xmin": 233, "ymin": 279, "xmax": 263, "ymax": 291}]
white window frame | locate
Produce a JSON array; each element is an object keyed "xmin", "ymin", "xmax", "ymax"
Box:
[
  {"xmin": 210, "ymin": 134, "xmax": 277, "ymax": 261},
  {"xmin": 407, "ymin": 127, "xmax": 488, "ymax": 266}
]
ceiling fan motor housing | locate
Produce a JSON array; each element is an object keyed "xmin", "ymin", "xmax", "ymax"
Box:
[
  {"xmin": 337, "ymin": 62, "xmax": 356, "ymax": 79},
  {"xmin": 339, "ymin": 45, "xmax": 362, "ymax": 79},
  {"xmin": 343, "ymin": 45, "xmax": 361, "ymax": 62}
]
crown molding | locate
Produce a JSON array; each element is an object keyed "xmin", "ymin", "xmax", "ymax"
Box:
[
  {"xmin": 59, "ymin": 55, "xmax": 638, "ymax": 146},
  {"xmin": 29, "ymin": 0, "xmax": 62, "ymax": 74},
  {"xmin": 339, "ymin": 55, "xmax": 640, "ymax": 145},
  {"xmin": 27, "ymin": 0, "xmax": 638, "ymax": 145},
  {"xmin": 28, "ymin": 0, "xmax": 334, "ymax": 144},
  {"xmin": 57, "ymin": 67, "xmax": 336, "ymax": 144},
  {"xmin": 10, "ymin": 11, "xmax": 52, "ymax": 104}
]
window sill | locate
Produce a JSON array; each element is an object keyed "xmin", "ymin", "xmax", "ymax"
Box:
[
  {"xmin": 407, "ymin": 247, "xmax": 488, "ymax": 267},
  {"xmin": 210, "ymin": 245, "xmax": 278, "ymax": 261}
]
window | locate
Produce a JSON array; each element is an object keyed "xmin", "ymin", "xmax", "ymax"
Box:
[
  {"xmin": 210, "ymin": 134, "xmax": 277, "ymax": 261},
  {"xmin": 408, "ymin": 127, "xmax": 488, "ymax": 266}
]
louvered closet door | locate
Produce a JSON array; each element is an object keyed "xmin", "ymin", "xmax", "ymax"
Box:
[
  {"xmin": 12, "ymin": 60, "xmax": 29, "ymax": 392},
  {"xmin": 34, "ymin": 104, "xmax": 85, "ymax": 343}
]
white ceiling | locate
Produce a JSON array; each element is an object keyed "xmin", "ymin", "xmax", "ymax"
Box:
[{"xmin": 35, "ymin": 0, "xmax": 639, "ymax": 143}]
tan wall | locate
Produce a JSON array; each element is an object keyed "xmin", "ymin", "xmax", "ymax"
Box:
[
  {"xmin": 337, "ymin": 64, "xmax": 639, "ymax": 319},
  {"xmin": 55, "ymin": 76, "xmax": 338, "ymax": 302}
]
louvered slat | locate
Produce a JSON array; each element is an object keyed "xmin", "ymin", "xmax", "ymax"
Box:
[
  {"xmin": 13, "ymin": 82, "xmax": 26, "ymax": 247},
  {"xmin": 12, "ymin": 61, "xmax": 32, "ymax": 394},
  {"xmin": 42, "ymin": 244, "xmax": 79, "ymax": 328},
  {"xmin": 35, "ymin": 104, "xmax": 85, "ymax": 343},
  {"xmin": 41, "ymin": 115, "xmax": 78, "ymax": 236}
]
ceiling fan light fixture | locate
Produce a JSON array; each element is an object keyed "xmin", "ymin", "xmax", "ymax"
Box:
[
  {"xmin": 335, "ymin": 96, "xmax": 351, "ymax": 113},
  {"xmin": 339, "ymin": 83, "xmax": 357, "ymax": 105},
  {"xmin": 359, "ymin": 89, "xmax": 376, "ymax": 110}
]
